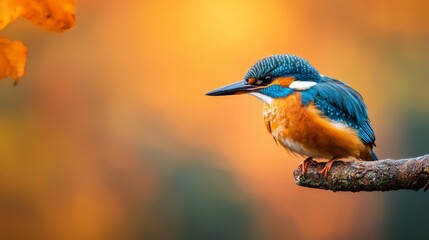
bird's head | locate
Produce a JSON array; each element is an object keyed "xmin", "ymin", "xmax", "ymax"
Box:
[{"xmin": 206, "ymin": 54, "xmax": 321, "ymax": 104}]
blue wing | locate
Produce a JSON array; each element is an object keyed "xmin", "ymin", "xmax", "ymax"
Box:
[{"xmin": 301, "ymin": 77, "xmax": 376, "ymax": 146}]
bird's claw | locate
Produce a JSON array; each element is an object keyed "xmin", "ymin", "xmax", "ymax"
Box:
[
  {"xmin": 319, "ymin": 157, "xmax": 339, "ymax": 177},
  {"xmin": 299, "ymin": 157, "xmax": 316, "ymax": 174}
]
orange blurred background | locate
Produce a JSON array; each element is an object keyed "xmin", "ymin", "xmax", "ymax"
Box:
[{"xmin": 1, "ymin": 1, "xmax": 429, "ymax": 239}]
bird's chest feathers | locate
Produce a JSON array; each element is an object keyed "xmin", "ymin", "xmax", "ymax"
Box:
[
  {"xmin": 263, "ymin": 94, "xmax": 311, "ymax": 154},
  {"xmin": 262, "ymin": 93, "xmax": 363, "ymax": 158},
  {"xmin": 263, "ymin": 94, "xmax": 302, "ymax": 134}
]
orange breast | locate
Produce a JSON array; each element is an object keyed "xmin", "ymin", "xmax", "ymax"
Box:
[{"xmin": 263, "ymin": 93, "xmax": 370, "ymax": 160}]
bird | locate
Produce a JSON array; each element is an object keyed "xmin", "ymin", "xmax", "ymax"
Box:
[{"xmin": 206, "ymin": 54, "xmax": 377, "ymax": 176}]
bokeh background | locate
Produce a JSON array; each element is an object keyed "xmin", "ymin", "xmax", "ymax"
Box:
[{"xmin": 1, "ymin": 1, "xmax": 429, "ymax": 239}]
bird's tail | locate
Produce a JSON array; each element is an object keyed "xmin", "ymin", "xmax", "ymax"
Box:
[{"xmin": 370, "ymin": 148, "xmax": 378, "ymax": 160}]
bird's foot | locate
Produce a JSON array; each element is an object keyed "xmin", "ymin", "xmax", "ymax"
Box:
[
  {"xmin": 299, "ymin": 157, "xmax": 316, "ymax": 174},
  {"xmin": 319, "ymin": 157, "xmax": 340, "ymax": 177}
]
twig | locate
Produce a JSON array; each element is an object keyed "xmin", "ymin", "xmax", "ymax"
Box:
[{"xmin": 293, "ymin": 155, "xmax": 429, "ymax": 192}]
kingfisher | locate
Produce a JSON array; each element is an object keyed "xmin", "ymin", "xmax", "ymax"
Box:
[{"xmin": 206, "ymin": 54, "xmax": 377, "ymax": 176}]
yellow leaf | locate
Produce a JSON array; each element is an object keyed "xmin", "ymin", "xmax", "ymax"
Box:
[
  {"xmin": 0, "ymin": 0, "xmax": 23, "ymax": 30},
  {"xmin": 21, "ymin": 0, "xmax": 76, "ymax": 32},
  {"xmin": 0, "ymin": 38, "xmax": 27, "ymax": 83},
  {"xmin": 0, "ymin": 0, "xmax": 76, "ymax": 32}
]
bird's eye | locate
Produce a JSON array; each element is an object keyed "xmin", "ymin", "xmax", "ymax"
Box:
[
  {"xmin": 263, "ymin": 75, "xmax": 273, "ymax": 84},
  {"xmin": 251, "ymin": 76, "xmax": 273, "ymax": 85}
]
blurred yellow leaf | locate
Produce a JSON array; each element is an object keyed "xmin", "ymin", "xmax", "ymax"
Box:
[
  {"xmin": 0, "ymin": 0, "xmax": 22, "ymax": 30},
  {"xmin": 0, "ymin": 0, "xmax": 76, "ymax": 32},
  {"xmin": 0, "ymin": 38, "xmax": 27, "ymax": 82},
  {"xmin": 21, "ymin": 0, "xmax": 76, "ymax": 32},
  {"xmin": 0, "ymin": 0, "xmax": 76, "ymax": 82}
]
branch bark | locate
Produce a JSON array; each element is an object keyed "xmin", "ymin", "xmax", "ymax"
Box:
[{"xmin": 293, "ymin": 155, "xmax": 429, "ymax": 192}]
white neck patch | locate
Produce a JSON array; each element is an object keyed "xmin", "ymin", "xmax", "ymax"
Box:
[
  {"xmin": 330, "ymin": 121, "xmax": 349, "ymax": 129},
  {"xmin": 248, "ymin": 92, "xmax": 273, "ymax": 104},
  {"xmin": 289, "ymin": 81, "xmax": 317, "ymax": 90}
]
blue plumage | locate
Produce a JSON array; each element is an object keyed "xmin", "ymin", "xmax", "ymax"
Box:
[
  {"xmin": 244, "ymin": 54, "xmax": 321, "ymax": 81},
  {"xmin": 301, "ymin": 78, "xmax": 376, "ymax": 147},
  {"xmin": 258, "ymin": 85, "xmax": 294, "ymax": 99},
  {"xmin": 245, "ymin": 54, "xmax": 376, "ymax": 150}
]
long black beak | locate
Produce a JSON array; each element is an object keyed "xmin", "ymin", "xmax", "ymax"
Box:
[{"xmin": 206, "ymin": 80, "xmax": 258, "ymax": 96}]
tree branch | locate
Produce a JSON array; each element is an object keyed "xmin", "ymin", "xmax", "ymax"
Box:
[{"xmin": 293, "ymin": 155, "xmax": 429, "ymax": 192}]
